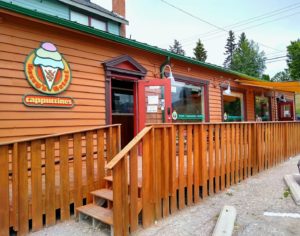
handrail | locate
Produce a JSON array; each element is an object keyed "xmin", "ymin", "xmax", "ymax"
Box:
[
  {"xmin": 148, "ymin": 121, "xmax": 300, "ymax": 126},
  {"xmin": 0, "ymin": 124, "xmax": 121, "ymax": 146},
  {"xmin": 106, "ymin": 126, "xmax": 152, "ymax": 169}
]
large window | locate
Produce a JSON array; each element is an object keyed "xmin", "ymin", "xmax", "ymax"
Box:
[
  {"xmin": 171, "ymin": 80, "xmax": 204, "ymax": 122},
  {"xmin": 223, "ymin": 91, "xmax": 244, "ymax": 122},
  {"xmin": 255, "ymin": 96, "xmax": 270, "ymax": 121},
  {"xmin": 70, "ymin": 10, "xmax": 107, "ymax": 31}
]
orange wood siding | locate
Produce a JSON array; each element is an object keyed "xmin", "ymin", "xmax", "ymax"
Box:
[{"xmin": 0, "ymin": 10, "xmax": 292, "ymax": 142}]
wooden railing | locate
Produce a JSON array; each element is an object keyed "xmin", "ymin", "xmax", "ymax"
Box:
[
  {"xmin": 106, "ymin": 121, "xmax": 300, "ymax": 235},
  {"xmin": 0, "ymin": 124, "xmax": 121, "ymax": 236}
]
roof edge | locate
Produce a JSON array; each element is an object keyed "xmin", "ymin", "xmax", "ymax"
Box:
[{"xmin": 0, "ymin": 1, "xmax": 261, "ymax": 82}]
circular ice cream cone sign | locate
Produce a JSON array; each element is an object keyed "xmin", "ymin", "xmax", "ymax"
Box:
[{"xmin": 24, "ymin": 42, "xmax": 72, "ymax": 95}]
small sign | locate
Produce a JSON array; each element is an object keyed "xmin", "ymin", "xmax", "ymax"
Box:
[
  {"xmin": 147, "ymin": 105, "xmax": 158, "ymax": 113},
  {"xmin": 148, "ymin": 95, "xmax": 159, "ymax": 105},
  {"xmin": 148, "ymin": 86, "xmax": 160, "ymax": 90},
  {"xmin": 23, "ymin": 94, "xmax": 74, "ymax": 108},
  {"xmin": 171, "ymin": 86, "xmax": 177, "ymax": 93}
]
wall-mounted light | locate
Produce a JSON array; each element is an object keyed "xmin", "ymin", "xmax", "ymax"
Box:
[
  {"xmin": 161, "ymin": 64, "xmax": 175, "ymax": 83},
  {"xmin": 221, "ymin": 81, "xmax": 231, "ymax": 95}
]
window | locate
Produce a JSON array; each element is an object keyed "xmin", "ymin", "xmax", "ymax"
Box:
[
  {"xmin": 223, "ymin": 91, "xmax": 244, "ymax": 122},
  {"xmin": 70, "ymin": 11, "xmax": 88, "ymax": 25},
  {"xmin": 255, "ymin": 96, "xmax": 270, "ymax": 121},
  {"xmin": 171, "ymin": 80, "xmax": 204, "ymax": 122},
  {"xmin": 112, "ymin": 89, "xmax": 133, "ymax": 114},
  {"xmin": 91, "ymin": 18, "xmax": 106, "ymax": 31}
]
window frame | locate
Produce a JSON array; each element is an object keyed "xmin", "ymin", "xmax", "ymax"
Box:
[{"xmin": 254, "ymin": 93, "xmax": 272, "ymax": 121}]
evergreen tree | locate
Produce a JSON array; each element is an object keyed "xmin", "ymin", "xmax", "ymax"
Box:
[
  {"xmin": 230, "ymin": 32, "xmax": 266, "ymax": 77},
  {"xmin": 287, "ymin": 39, "xmax": 300, "ymax": 80},
  {"xmin": 193, "ymin": 39, "xmax": 207, "ymax": 62},
  {"xmin": 271, "ymin": 69, "xmax": 291, "ymax": 81},
  {"xmin": 169, "ymin": 39, "xmax": 185, "ymax": 55},
  {"xmin": 223, "ymin": 30, "xmax": 236, "ymax": 68}
]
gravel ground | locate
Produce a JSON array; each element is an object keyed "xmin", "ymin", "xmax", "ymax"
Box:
[{"xmin": 30, "ymin": 156, "xmax": 300, "ymax": 236}]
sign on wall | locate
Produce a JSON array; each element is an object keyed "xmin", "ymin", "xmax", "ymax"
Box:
[{"xmin": 23, "ymin": 42, "xmax": 74, "ymax": 108}]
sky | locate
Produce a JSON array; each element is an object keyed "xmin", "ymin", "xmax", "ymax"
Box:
[{"xmin": 92, "ymin": 0, "xmax": 300, "ymax": 77}]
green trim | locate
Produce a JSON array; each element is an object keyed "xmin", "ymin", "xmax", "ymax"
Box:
[{"xmin": 1, "ymin": 1, "xmax": 261, "ymax": 81}]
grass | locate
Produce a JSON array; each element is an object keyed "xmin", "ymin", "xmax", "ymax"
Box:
[{"xmin": 283, "ymin": 187, "xmax": 291, "ymax": 198}]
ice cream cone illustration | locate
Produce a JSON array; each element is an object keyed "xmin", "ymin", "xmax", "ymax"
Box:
[{"xmin": 33, "ymin": 42, "xmax": 65, "ymax": 91}]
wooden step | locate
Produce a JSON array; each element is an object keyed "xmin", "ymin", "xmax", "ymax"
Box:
[
  {"xmin": 76, "ymin": 204, "xmax": 113, "ymax": 225},
  {"xmin": 104, "ymin": 175, "xmax": 142, "ymax": 188},
  {"xmin": 91, "ymin": 189, "xmax": 113, "ymax": 202}
]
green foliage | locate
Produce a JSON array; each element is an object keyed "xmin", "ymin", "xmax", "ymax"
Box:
[
  {"xmin": 271, "ymin": 69, "xmax": 291, "ymax": 81},
  {"xmin": 193, "ymin": 39, "xmax": 207, "ymax": 62},
  {"xmin": 169, "ymin": 39, "xmax": 185, "ymax": 56},
  {"xmin": 283, "ymin": 188, "xmax": 291, "ymax": 198},
  {"xmin": 230, "ymin": 32, "xmax": 266, "ymax": 77},
  {"xmin": 223, "ymin": 30, "xmax": 236, "ymax": 68},
  {"xmin": 261, "ymin": 74, "xmax": 270, "ymax": 81},
  {"xmin": 287, "ymin": 39, "xmax": 300, "ymax": 80}
]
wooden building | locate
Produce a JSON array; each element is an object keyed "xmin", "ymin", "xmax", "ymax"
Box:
[{"xmin": 1, "ymin": 1, "xmax": 300, "ymax": 235}]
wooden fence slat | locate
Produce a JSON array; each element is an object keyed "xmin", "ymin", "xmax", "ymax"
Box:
[
  {"xmin": 187, "ymin": 125, "xmax": 193, "ymax": 205},
  {"xmin": 230, "ymin": 124, "xmax": 235, "ymax": 184},
  {"xmin": 215, "ymin": 125, "xmax": 220, "ymax": 193},
  {"xmin": 226, "ymin": 124, "xmax": 231, "ymax": 187},
  {"xmin": 193, "ymin": 125, "xmax": 200, "ymax": 202},
  {"xmin": 240, "ymin": 124, "xmax": 244, "ymax": 180},
  {"xmin": 169, "ymin": 126, "xmax": 177, "ymax": 213},
  {"xmin": 248, "ymin": 125, "xmax": 252, "ymax": 176},
  {"xmin": 142, "ymin": 132, "xmax": 154, "ymax": 227},
  {"xmin": 97, "ymin": 129, "xmax": 105, "ymax": 189},
  {"xmin": 86, "ymin": 131, "xmax": 94, "ymax": 203},
  {"xmin": 129, "ymin": 145, "xmax": 138, "ymax": 232},
  {"xmin": 73, "ymin": 133, "xmax": 82, "ymax": 209},
  {"xmin": 45, "ymin": 137, "xmax": 56, "ymax": 226},
  {"xmin": 59, "ymin": 135, "xmax": 70, "ymax": 221},
  {"xmin": 220, "ymin": 125, "xmax": 225, "ymax": 190},
  {"xmin": 31, "ymin": 140, "xmax": 43, "ymax": 231},
  {"xmin": 154, "ymin": 128, "xmax": 162, "ymax": 219},
  {"xmin": 235, "ymin": 125, "xmax": 240, "ymax": 182},
  {"xmin": 12, "ymin": 143, "xmax": 19, "ymax": 231},
  {"xmin": 162, "ymin": 127, "xmax": 170, "ymax": 216},
  {"xmin": 208, "ymin": 125, "xmax": 214, "ymax": 195},
  {"xmin": 201, "ymin": 125, "xmax": 208, "ymax": 198},
  {"xmin": 178, "ymin": 125, "xmax": 185, "ymax": 208},
  {"xmin": 0, "ymin": 145, "xmax": 9, "ymax": 236},
  {"xmin": 244, "ymin": 124, "xmax": 248, "ymax": 178}
]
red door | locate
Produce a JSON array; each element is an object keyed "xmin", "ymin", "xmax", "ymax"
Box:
[
  {"xmin": 278, "ymin": 101, "xmax": 294, "ymax": 121},
  {"xmin": 137, "ymin": 78, "xmax": 171, "ymax": 131}
]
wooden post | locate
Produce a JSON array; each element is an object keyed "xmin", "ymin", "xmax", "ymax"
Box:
[{"xmin": 0, "ymin": 145, "xmax": 9, "ymax": 236}]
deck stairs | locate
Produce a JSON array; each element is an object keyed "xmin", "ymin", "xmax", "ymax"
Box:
[{"xmin": 76, "ymin": 175, "xmax": 142, "ymax": 234}]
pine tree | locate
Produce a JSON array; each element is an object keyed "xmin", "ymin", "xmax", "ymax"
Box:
[
  {"xmin": 230, "ymin": 32, "xmax": 266, "ymax": 77},
  {"xmin": 223, "ymin": 30, "xmax": 236, "ymax": 68},
  {"xmin": 193, "ymin": 39, "xmax": 207, "ymax": 62},
  {"xmin": 169, "ymin": 39, "xmax": 185, "ymax": 55}
]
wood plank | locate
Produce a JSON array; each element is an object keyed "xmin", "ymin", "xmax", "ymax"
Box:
[
  {"xmin": 142, "ymin": 132, "xmax": 154, "ymax": 227},
  {"xmin": 178, "ymin": 125, "xmax": 185, "ymax": 208},
  {"xmin": 162, "ymin": 128, "xmax": 170, "ymax": 216},
  {"xmin": 122, "ymin": 156, "xmax": 129, "ymax": 235},
  {"xmin": 244, "ymin": 124, "xmax": 248, "ymax": 178},
  {"xmin": 208, "ymin": 125, "xmax": 214, "ymax": 195},
  {"xmin": 45, "ymin": 137, "xmax": 56, "ymax": 226},
  {"xmin": 73, "ymin": 133, "xmax": 82, "ymax": 208},
  {"xmin": 248, "ymin": 125, "xmax": 252, "ymax": 177},
  {"xmin": 200, "ymin": 125, "xmax": 208, "ymax": 198},
  {"xmin": 193, "ymin": 124, "xmax": 200, "ymax": 202},
  {"xmin": 220, "ymin": 125, "xmax": 225, "ymax": 190},
  {"xmin": 169, "ymin": 126, "xmax": 177, "ymax": 213},
  {"xmin": 31, "ymin": 140, "xmax": 43, "ymax": 231},
  {"xmin": 86, "ymin": 131, "xmax": 94, "ymax": 203},
  {"xmin": 215, "ymin": 125, "xmax": 220, "ymax": 193},
  {"xmin": 97, "ymin": 129, "xmax": 105, "ymax": 189},
  {"xmin": 154, "ymin": 128, "xmax": 162, "ymax": 219},
  {"xmin": 0, "ymin": 145, "xmax": 9, "ymax": 236},
  {"xmin": 11, "ymin": 143, "xmax": 19, "ymax": 231},
  {"xmin": 187, "ymin": 125, "xmax": 193, "ymax": 205},
  {"xmin": 129, "ymin": 145, "xmax": 138, "ymax": 232},
  {"xmin": 226, "ymin": 124, "xmax": 231, "ymax": 187},
  {"xmin": 59, "ymin": 135, "xmax": 70, "ymax": 221},
  {"xmin": 18, "ymin": 142, "xmax": 29, "ymax": 235},
  {"xmin": 230, "ymin": 124, "xmax": 235, "ymax": 184},
  {"xmin": 240, "ymin": 124, "xmax": 244, "ymax": 180}
]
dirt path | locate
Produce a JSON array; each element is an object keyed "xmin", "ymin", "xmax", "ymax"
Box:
[{"xmin": 30, "ymin": 156, "xmax": 300, "ymax": 236}]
